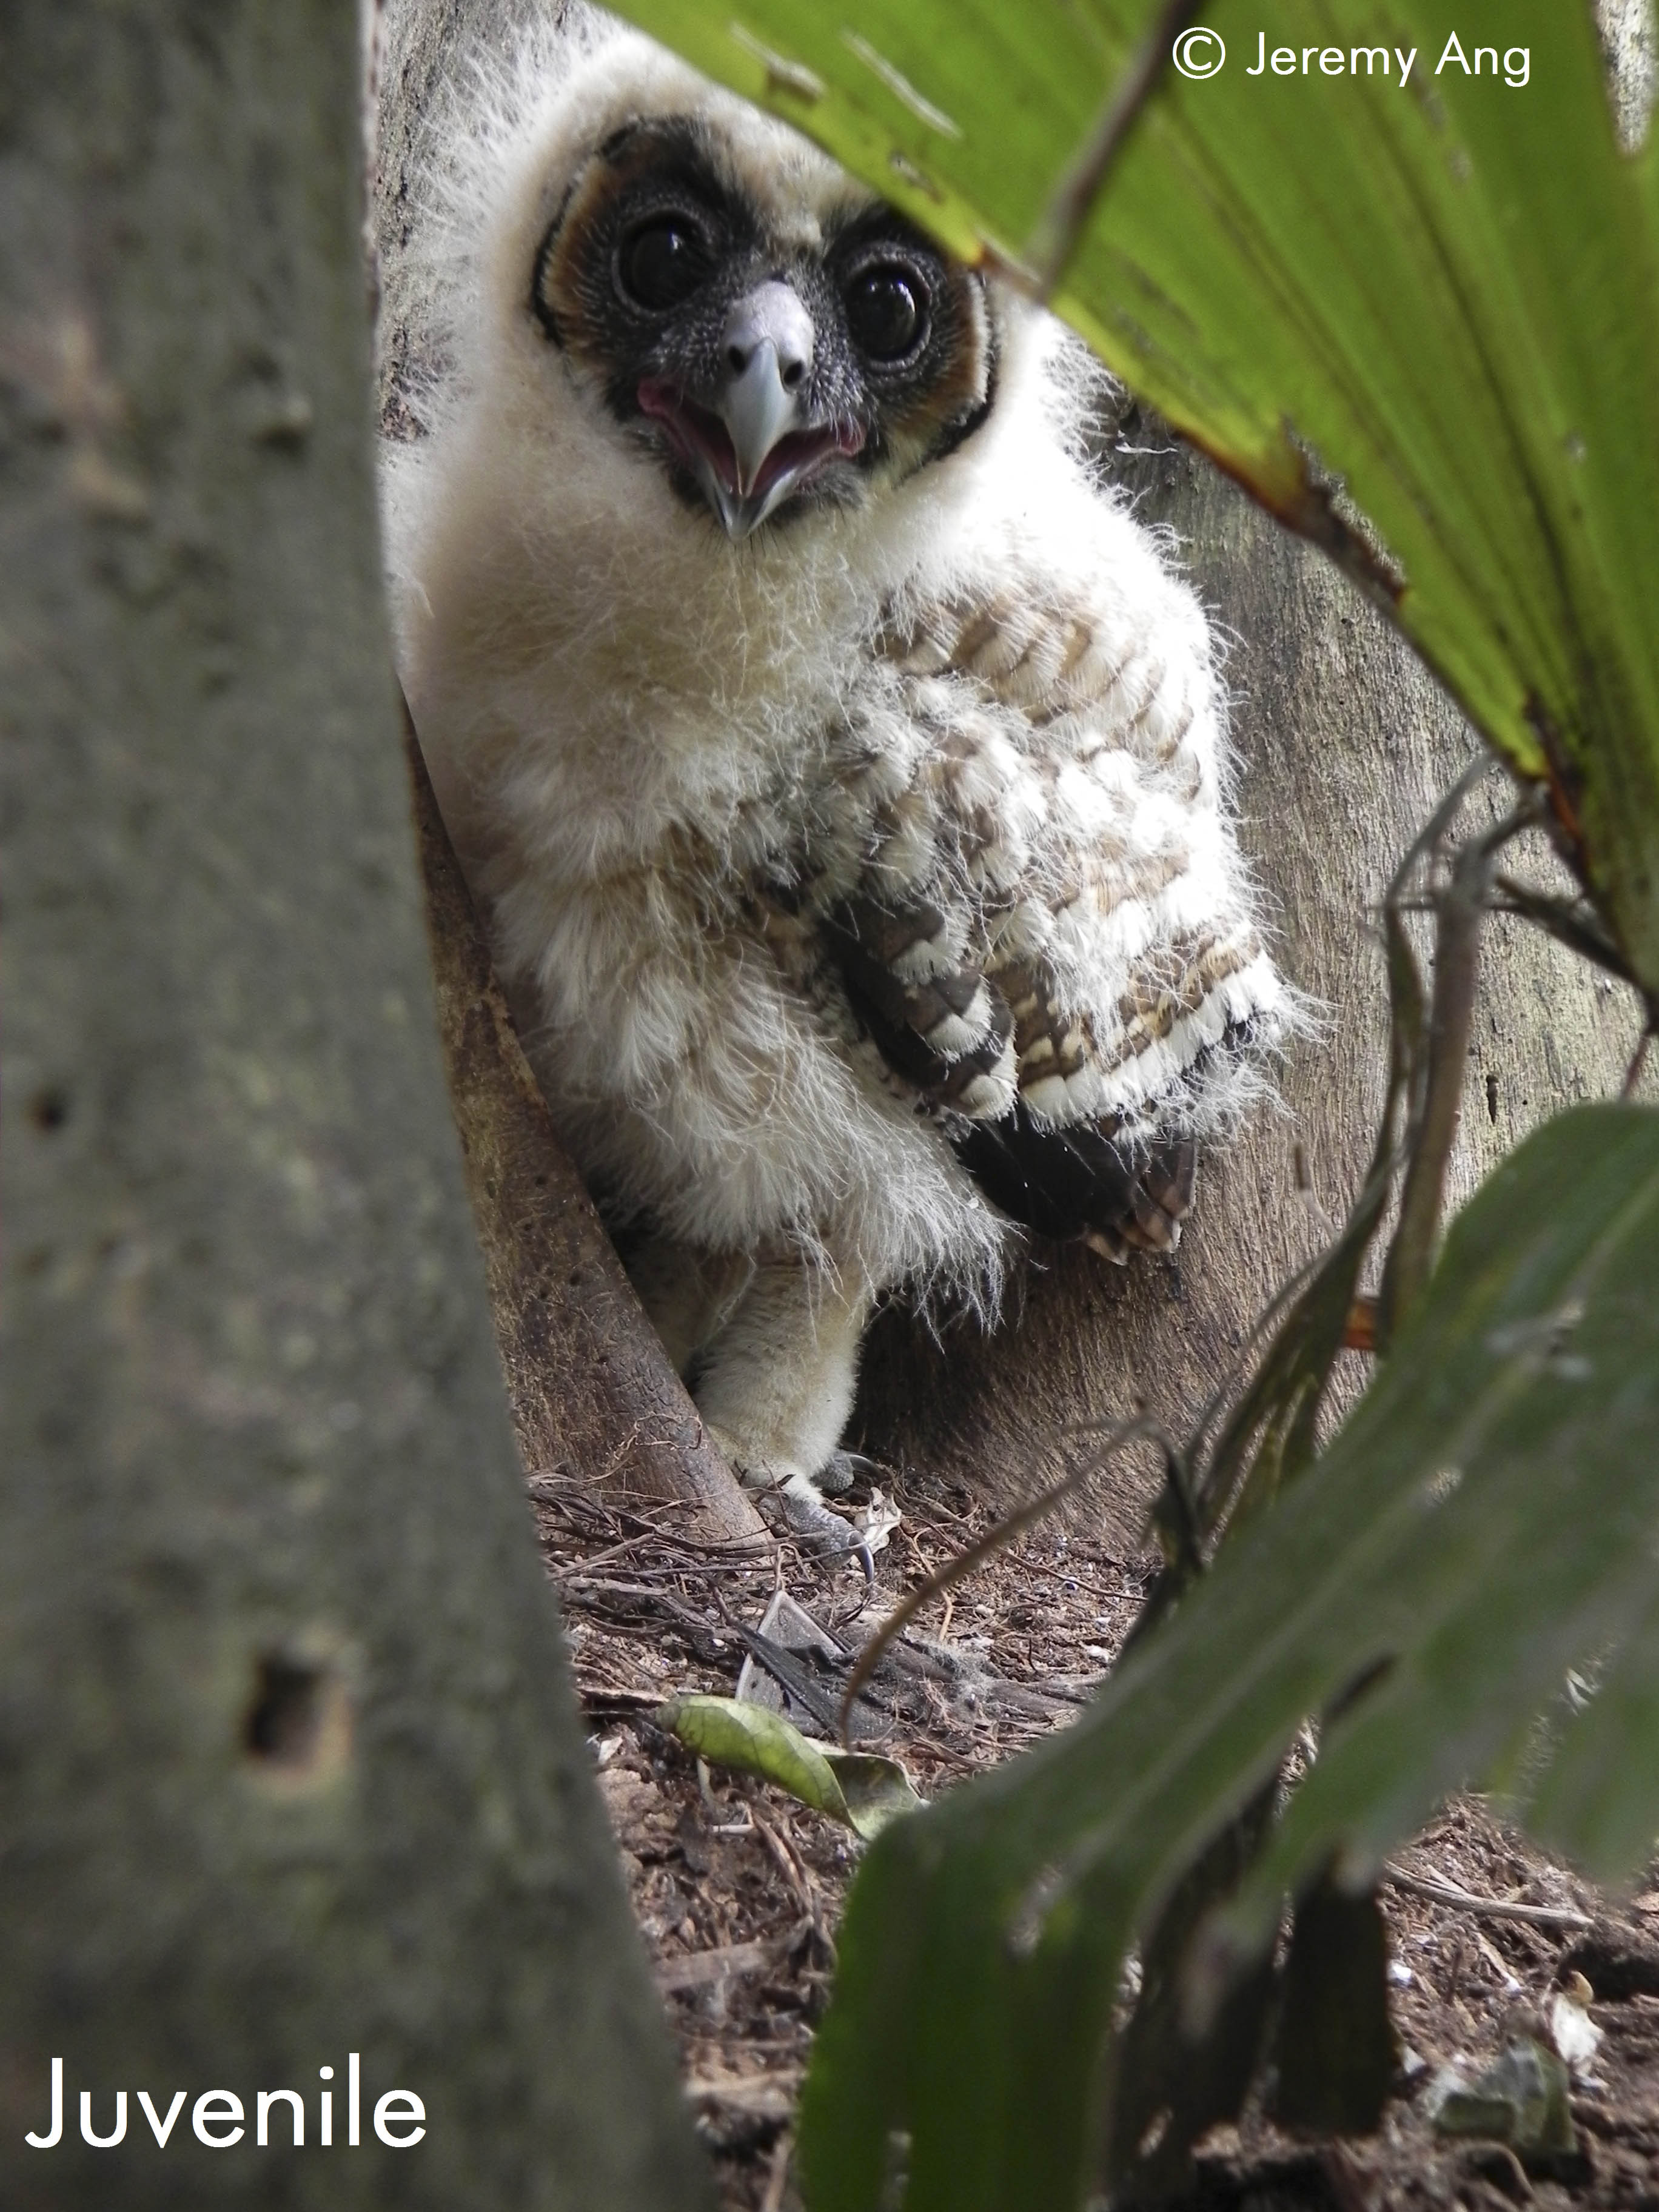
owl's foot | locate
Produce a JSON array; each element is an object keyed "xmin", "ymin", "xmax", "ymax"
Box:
[
  {"xmin": 777, "ymin": 1473, "xmax": 876, "ymax": 1578},
  {"xmin": 706, "ymin": 1421, "xmax": 873, "ymax": 1572},
  {"xmin": 816, "ymin": 1449, "xmax": 874, "ymax": 1497}
]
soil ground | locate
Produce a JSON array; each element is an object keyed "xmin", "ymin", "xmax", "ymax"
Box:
[{"xmin": 535, "ymin": 1461, "xmax": 1659, "ymax": 2212}]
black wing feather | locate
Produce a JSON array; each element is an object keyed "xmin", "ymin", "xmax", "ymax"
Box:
[{"xmin": 950, "ymin": 1104, "xmax": 1195, "ymax": 1252}]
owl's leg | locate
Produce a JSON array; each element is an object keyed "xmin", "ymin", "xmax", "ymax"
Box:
[
  {"xmin": 622, "ymin": 1233, "xmax": 755, "ymax": 1379},
  {"xmin": 689, "ymin": 1251, "xmax": 876, "ymax": 1558}
]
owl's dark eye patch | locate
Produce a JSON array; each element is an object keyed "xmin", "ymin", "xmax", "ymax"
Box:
[
  {"xmin": 845, "ymin": 263, "xmax": 928, "ymax": 363},
  {"xmin": 617, "ymin": 215, "xmax": 716, "ymax": 312}
]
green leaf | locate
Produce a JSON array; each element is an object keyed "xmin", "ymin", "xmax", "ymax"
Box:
[
  {"xmin": 796, "ymin": 1105, "xmax": 1659, "ymax": 2211},
  {"xmin": 657, "ymin": 1694, "xmax": 921, "ymax": 1838},
  {"xmin": 612, "ymin": 0, "xmax": 1659, "ymax": 989},
  {"xmin": 822, "ymin": 1750, "xmax": 929, "ymax": 1842},
  {"xmin": 1527, "ymin": 1577, "xmax": 1659, "ymax": 1876},
  {"xmin": 1430, "ymin": 2040, "xmax": 1579, "ymax": 2171}
]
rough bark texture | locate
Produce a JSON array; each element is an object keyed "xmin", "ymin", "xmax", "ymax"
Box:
[
  {"xmin": 853, "ymin": 424, "xmax": 1657, "ymax": 1509},
  {"xmin": 408, "ymin": 722, "xmax": 767, "ymax": 1546},
  {"xmin": 372, "ymin": 0, "xmax": 554, "ymax": 435},
  {"xmin": 0, "ymin": 7, "xmax": 711, "ymax": 2208}
]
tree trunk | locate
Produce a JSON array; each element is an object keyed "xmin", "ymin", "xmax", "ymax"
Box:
[
  {"xmin": 372, "ymin": 0, "xmax": 550, "ymax": 434},
  {"xmin": 0, "ymin": 7, "xmax": 711, "ymax": 2207}
]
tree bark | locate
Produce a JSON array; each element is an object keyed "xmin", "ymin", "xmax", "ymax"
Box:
[
  {"xmin": 0, "ymin": 7, "xmax": 711, "ymax": 2207},
  {"xmin": 372, "ymin": 0, "xmax": 552, "ymax": 435}
]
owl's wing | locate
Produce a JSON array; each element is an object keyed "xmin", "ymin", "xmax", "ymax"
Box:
[{"xmin": 771, "ymin": 561, "xmax": 1285, "ymax": 1256}]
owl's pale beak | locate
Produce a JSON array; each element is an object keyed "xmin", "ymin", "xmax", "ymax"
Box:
[
  {"xmin": 637, "ymin": 281, "xmax": 864, "ymax": 538},
  {"xmin": 717, "ymin": 283, "xmax": 814, "ymax": 499}
]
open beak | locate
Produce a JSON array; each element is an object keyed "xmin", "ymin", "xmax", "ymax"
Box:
[{"xmin": 638, "ymin": 280, "xmax": 864, "ymax": 539}]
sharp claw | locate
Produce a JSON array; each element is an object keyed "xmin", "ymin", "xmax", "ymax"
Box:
[{"xmin": 776, "ymin": 1472, "xmax": 868, "ymax": 1561}]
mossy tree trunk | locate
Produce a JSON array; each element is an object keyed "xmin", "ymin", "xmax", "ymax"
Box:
[{"xmin": 0, "ymin": 5, "xmax": 711, "ymax": 2207}]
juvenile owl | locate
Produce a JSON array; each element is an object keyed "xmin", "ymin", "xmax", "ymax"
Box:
[{"xmin": 381, "ymin": 9, "xmax": 1290, "ymax": 1552}]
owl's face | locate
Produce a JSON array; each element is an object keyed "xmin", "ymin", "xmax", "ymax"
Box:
[{"xmin": 528, "ymin": 98, "xmax": 995, "ymax": 539}]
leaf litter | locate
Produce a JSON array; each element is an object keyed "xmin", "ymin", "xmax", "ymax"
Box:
[{"xmin": 532, "ymin": 1461, "xmax": 1659, "ymax": 2210}]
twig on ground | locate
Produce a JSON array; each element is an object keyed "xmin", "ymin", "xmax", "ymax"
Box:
[
  {"xmin": 836, "ymin": 1413, "xmax": 1179, "ymax": 1740},
  {"xmin": 683, "ymin": 2074, "xmax": 797, "ymax": 2119},
  {"xmin": 1382, "ymin": 1860, "xmax": 1593, "ymax": 1931},
  {"xmin": 656, "ymin": 1936, "xmax": 786, "ymax": 1994},
  {"xmin": 555, "ymin": 1563, "xmax": 768, "ymax": 1592},
  {"xmin": 574, "ymin": 1683, "xmax": 665, "ymax": 1715},
  {"xmin": 750, "ymin": 1810, "xmax": 816, "ymax": 1924},
  {"xmin": 530, "ymin": 1474, "xmax": 780, "ymax": 1561}
]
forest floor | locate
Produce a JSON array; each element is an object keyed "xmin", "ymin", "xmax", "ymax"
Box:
[{"xmin": 536, "ymin": 1460, "xmax": 1659, "ymax": 2212}]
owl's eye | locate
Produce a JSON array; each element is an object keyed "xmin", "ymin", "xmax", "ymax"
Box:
[
  {"xmin": 845, "ymin": 264, "xmax": 927, "ymax": 363},
  {"xmin": 617, "ymin": 217, "xmax": 714, "ymax": 311}
]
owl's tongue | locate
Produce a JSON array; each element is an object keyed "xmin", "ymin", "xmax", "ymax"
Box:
[{"xmin": 637, "ymin": 379, "xmax": 863, "ymax": 539}]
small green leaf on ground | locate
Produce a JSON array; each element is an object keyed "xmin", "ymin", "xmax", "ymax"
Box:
[
  {"xmin": 1429, "ymin": 2040, "xmax": 1578, "ymax": 2172},
  {"xmin": 658, "ymin": 1694, "xmax": 922, "ymax": 1838}
]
